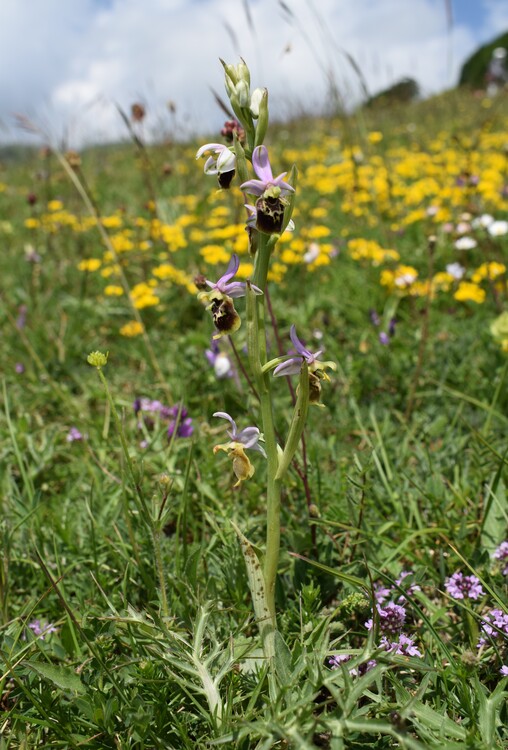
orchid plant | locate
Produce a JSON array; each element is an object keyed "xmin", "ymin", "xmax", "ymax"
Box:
[{"xmin": 196, "ymin": 59, "xmax": 335, "ymax": 664}]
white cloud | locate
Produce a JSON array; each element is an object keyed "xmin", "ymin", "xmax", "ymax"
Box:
[{"xmin": 0, "ymin": 0, "xmax": 505, "ymax": 145}]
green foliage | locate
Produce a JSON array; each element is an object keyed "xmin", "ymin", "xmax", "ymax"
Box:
[
  {"xmin": 1, "ymin": 85, "xmax": 508, "ymax": 747},
  {"xmin": 459, "ymin": 30, "xmax": 508, "ymax": 88}
]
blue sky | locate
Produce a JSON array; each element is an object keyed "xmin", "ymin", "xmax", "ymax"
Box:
[{"xmin": 0, "ymin": 0, "xmax": 506, "ymax": 145}]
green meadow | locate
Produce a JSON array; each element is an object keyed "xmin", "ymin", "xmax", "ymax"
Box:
[{"xmin": 1, "ymin": 80, "xmax": 507, "ymax": 748}]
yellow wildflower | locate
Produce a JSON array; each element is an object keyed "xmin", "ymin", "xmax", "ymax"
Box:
[
  {"xmin": 454, "ymin": 282, "xmax": 485, "ymax": 303},
  {"xmin": 78, "ymin": 259, "xmax": 101, "ymax": 272},
  {"xmin": 120, "ymin": 320, "xmax": 144, "ymax": 337},
  {"xmin": 104, "ymin": 285, "xmax": 124, "ymax": 296}
]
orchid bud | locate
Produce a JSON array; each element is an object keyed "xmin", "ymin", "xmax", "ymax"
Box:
[
  {"xmin": 253, "ymin": 88, "xmax": 269, "ymax": 147},
  {"xmin": 234, "ymin": 80, "xmax": 250, "ymax": 108},
  {"xmin": 249, "ymin": 88, "xmax": 265, "ymax": 118}
]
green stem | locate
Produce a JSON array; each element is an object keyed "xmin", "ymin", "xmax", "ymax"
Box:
[
  {"xmin": 96, "ymin": 368, "xmax": 169, "ymax": 616},
  {"xmin": 247, "ymin": 232, "xmax": 282, "ymax": 658},
  {"xmin": 151, "ymin": 526, "xmax": 170, "ymax": 620}
]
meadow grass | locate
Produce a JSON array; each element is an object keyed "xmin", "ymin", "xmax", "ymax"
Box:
[{"xmin": 0, "ymin": 83, "xmax": 508, "ymax": 748}]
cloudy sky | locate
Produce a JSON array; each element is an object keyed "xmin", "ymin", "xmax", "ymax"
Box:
[{"xmin": 1, "ymin": 0, "xmax": 507, "ymax": 146}]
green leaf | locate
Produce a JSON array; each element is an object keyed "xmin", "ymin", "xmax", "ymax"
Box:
[
  {"xmin": 273, "ymin": 630, "xmax": 292, "ymax": 686},
  {"xmin": 23, "ymin": 659, "xmax": 85, "ymax": 694},
  {"xmin": 481, "ymin": 477, "xmax": 508, "ymax": 554}
]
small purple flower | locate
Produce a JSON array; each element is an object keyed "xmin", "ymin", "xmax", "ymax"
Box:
[
  {"xmin": 240, "ymin": 145, "xmax": 295, "ymax": 197},
  {"xmin": 328, "ymin": 653, "xmax": 377, "ymax": 676},
  {"xmin": 16, "ymin": 304, "xmax": 27, "ymax": 330},
  {"xmin": 134, "ymin": 398, "xmax": 193, "ymax": 440},
  {"xmin": 167, "ymin": 406, "xmax": 194, "ymax": 439},
  {"xmin": 15, "ymin": 362, "xmax": 25, "ymax": 374},
  {"xmin": 374, "ymin": 583, "xmax": 392, "ymax": 604},
  {"xmin": 213, "ymin": 411, "xmax": 266, "ymax": 456},
  {"xmin": 477, "ymin": 609, "xmax": 508, "ymax": 646},
  {"xmin": 501, "ymin": 665, "xmax": 508, "ymax": 676},
  {"xmin": 493, "ymin": 540, "xmax": 508, "ymax": 575},
  {"xmin": 445, "ymin": 571, "xmax": 484, "ymax": 600},
  {"xmin": 202, "ymin": 254, "xmax": 262, "ymax": 299},
  {"xmin": 66, "ymin": 427, "xmax": 83, "ymax": 443},
  {"xmin": 328, "ymin": 653, "xmax": 351, "ymax": 669},
  {"xmin": 205, "ymin": 339, "xmax": 234, "ymax": 379},
  {"xmin": 394, "ymin": 571, "xmax": 421, "ymax": 603},
  {"xmin": 379, "ymin": 332, "xmax": 390, "ymax": 345},
  {"xmin": 380, "ymin": 633, "xmax": 422, "ymax": 657},
  {"xmin": 365, "ymin": 602, "xmax": 406, "ymax": 635},
  {"xmin": 369, "ymin": 309, "xmax": 380, "ymax": 327},
  {"xmin": 28, "ymin": 620, "xmax": 57, "ymax": 639},
  {"xmin": 25, "ymin": 244, "xmax": 41, "ymax": 263}
]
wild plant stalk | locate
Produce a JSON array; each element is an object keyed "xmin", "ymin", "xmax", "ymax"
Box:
[
  {"xmin": 405, "ymin": 234, "xmax": 436, "ymax": 421},
  {"xmin": 87, "ymin": 352, "xmax": 170, "ymax": 619},
  {"xmin": 54, "ymin": 148, "xmax": 173, "ymax": 402},
  {"xmin": 196, "ymin": 60, "xmax": 334, "ymax": 662}
]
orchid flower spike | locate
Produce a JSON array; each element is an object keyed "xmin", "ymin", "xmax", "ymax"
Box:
[
  {"xmin": 196, "ymin": 143, "xmax": 236, "ymax": 188},
  {"xmin": 197, "ymin": 255, "xmax": 262, "ymax": 339},
  {"xmin": 213, "ymin": 411, "xmax": 266, "ymax": 487}
]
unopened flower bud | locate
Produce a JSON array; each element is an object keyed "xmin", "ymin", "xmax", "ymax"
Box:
[
  {"xmin": 250, "ymin": 88, "xmax": 265, "ymax": 118},
  {"xmin": 194, "ymin": 273, "xmax": 208, "ymax": 291},
  {"xmin": 253, "ymin": 88, "xmax": 269, "ymax": 147},
  {"xmin": 460, "ymin": 650, "xmax": 479, "ymax": 667},
  {"xmin": 131, "ymin": 102, "xmax": 146, "ymax": 122},
  {"xmin": 66, "ymin": 151, "xmax": 81, "ymax": 169},
  {"xmin": 87, "ymin": 350, "xmax": 109, "ymax": 369},
  {"xmin": 234, "ymin": 80, "xmax": 250, "ymax": 108}
]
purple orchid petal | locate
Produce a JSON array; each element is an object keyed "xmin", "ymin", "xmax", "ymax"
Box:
[
  {"xmin": 240, "ymin": 178, "xmax": 269, "ymax": 196},
  {"xmin": 225, "ymin": 281, "xmax": 263, "ymax": 298},
  {"xmin": 238, "ymin": 427, "xmax": 267, "ymax": 456},
  {"xmin": 252, "ymin": 146, "xmax": 274, "ymax": 183},
  {"xmin": 224, "ymin": 281, "xmax": 248, "ymax": 298},
  {"xmin": 218, "ymin": 254, "xmax": 239, "ymax": 286},
  {"xmin": 290, "ymin": 325, "xmax": 313, "ymax": 360},
  {"xmin": 213, "ymin": 411, "xmax": 237, "ymax": 438},
  {"xmin": 273, "ymin": 356, "xmax": 304, "ymax": 377}
]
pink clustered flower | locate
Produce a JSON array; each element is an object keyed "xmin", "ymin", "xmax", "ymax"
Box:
[
  {"xmin": 28, "ymin": 620, "xmax": 57, "ymax": 639},
  {"xmin": 493, "ymin": 540, "xmax": 508, "ymax": 575},
  {"xmin": 445, "ymin": 571, "xmax": 484, "ymax": 600},
  {"xmin": 133, "ymin": 398, "xmax": 193, "ymax": 441},
  {"xmin": 66, "ymin": 427, "xmax": 84, "ymax": 442},
  {"xmin": 477, "ymin": 609, "xmax": 508, "ymax": 647},
  {"xmin": 330, "ymin": 570, "xmax": 423, "ymax": 674},
  {"xmin": 365, "ymin": 602, "xmax": 406, "ymax": 635}
]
